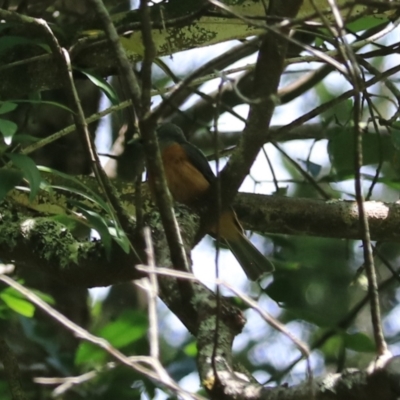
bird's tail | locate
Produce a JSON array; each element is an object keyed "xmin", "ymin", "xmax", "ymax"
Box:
[{"xmin": 225, "ymin": 234, "xmax": 274, "ymax": 281}]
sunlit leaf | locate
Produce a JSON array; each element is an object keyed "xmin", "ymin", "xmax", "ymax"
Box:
[
  {"xmin": 75, "ymin": 342, "xmax": 107, "ymax": 366},
  {"xmin": 0, "ymin": 292, "xmax": 35, "ymax": 317},
  {"xmin": 0, "ymin": 118, "xmax": 18, "ymax": 145},
  {"xmin": 97, "ymin": 310, "xmax": 147, "ymax": 348},
  {"xmin": 346, "ymin": 16, "xmax": 388, "ymax": 33},
  {"xmin": 184, "ymin": 341, "xmax": 197, "ymax": 357}
]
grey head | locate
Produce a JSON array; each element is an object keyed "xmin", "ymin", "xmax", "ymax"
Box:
[{"xmin": 156, "ymin": 123, "xmax": 187, "ymax": 147}]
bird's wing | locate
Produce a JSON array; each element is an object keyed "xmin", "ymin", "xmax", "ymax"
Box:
[{"xmin": 182, "ymin": 142, "xmax": 215, "ymax": 183}]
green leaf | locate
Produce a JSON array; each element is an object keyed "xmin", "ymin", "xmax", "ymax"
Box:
[
  {"xmin": 0, "ymin": 292, "xmax": 35, "ymax": 317},
  {"xmin": 75, "ymin": 312, "xmax": 147, "ymax": 366},
  {"xmin": 7, "ymin": 154, "xmax": 42, "ymax": 202},
  {"xmin": 37, "ymin": 166, "xmax": 110, "ymax": 212},
  {"xmin": 97, "ymin": 310, "xmax": 147, "ymax": 348},
  {"xmin": 375, "ymin": 177, "xmax": 400, "ymax": 191},
  {"xmin": 76, "ymin": 68, "xmax": 120, "ymax": 105},
  {"xmin": 107, "ymin": 224, "xmax": 130, "ymax": 254},
  {"xmin": 322, "ymin": 99, "xmax": 353, "ymax": 125},
  {"xmin": 0, "ymin": 36, "xmax": 50, "ymax": 55},
  {"xmin": 75, "ymin": 342, "xmax": 107, "ymax": 366},
  {"xmin": 50, "ymin": 184, "xmax": 110, "ymax": 215},
  {"xmin": 10, "ymin": 134, "xmax": 40, "ymax": 145},
  {"xmin": 346, "ymin": 16, "xmax": 388, "ymax": 33},
  {"xmin": 328, "ymin": 129, "xmax": 394, "ymax": 177},
  {"xmin": 0, "ymin": 169, "xmax": 23, "ymax": 201},
  {"xmin": 0, "ymin": 102, "xmax": 18, "ymax": 115},
  {"xmin": 38, "ymin": 167, "xmax": 130, "ymax": 254},
  {"xmin": 184, "ymin": 341, "xmax": 197, "ymax": 357},
  {"xmin": 0, "ymin": 118, "xmax": 18, "ymax": 145},
  {"xmin": 12, "ymin": 99, "xmax": 73, "ymax": 113},
  {"xmin": 73, "ymin": 202, "xmax": 112, "ymax": 258},
  {"xmin": 343, "ymin": 332, "xmax": 375, "ymax": 353},
  {"xmin": 321, "ymin": 334, "xmax": 343, "ymax": 358}
]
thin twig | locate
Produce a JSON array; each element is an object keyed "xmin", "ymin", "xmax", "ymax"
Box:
[
  {"xmin": 363, "ymin": 93, "xmax": 384, "ymax": 201},
  {"xmin": 328, "ymin": 0, "xmax": 388, "ymax": 358},
  {"xmin": 18, "ymin": 24, "xmax": 399, "ymax": 161},
  {"xmin": 87, "ymin": 0, "xmax": 142, "ymax": 116},
  {"xmin": 141, "ymin": 227, "xmax": 160, "ymax": 360},
  {"xmin": 135, "ymin": 228, "xmax": 173, "ymax": 386},
  {"xmin": 0, "ymin": 274, "xmax": 200, "ymax": 400},
  {"xmin": 90, "ymin": 0, "xmax": 191, "ymax": 283},
  {"xmin": 139, "ymin": 0, "xmax": 156, "ymax": 115},
  {"xmin": 140, "ymin": 0, "xmax": 192, "ymax": 279},
  {"xmin": 211, "ymin": 79, "xmax": 223, "ymax": 379},
  {"xmin": 35, "ymin": 362, "xmax": 117, "ymax": 397},
  {"xmin": 262, "ymin": 147, "xmax": 280, "ymax": 193},
  {"xmin": 272, "ymin": 142, "xmax": 331, "ymax": 200},
  {"xmin": 209, "ymin": 0, "xmax": 349, "ymax": 76},
  {"xmin": 136, "ymin": 264, "xmax": 311, "ymax": 375},
  {"xmin": 267, "ymin": 271, "xmax": 398, "ymax": 383},
  {"xmin": 277, "ymin": 62, "xmax": 400, "ymax": 136},
  {"xmin": 215, "ymin": 0, "xmax": 303, "ymax": 220},
  {"xmin": 222, "ymin": 282, "xmax": 311, "ymax": 372}
]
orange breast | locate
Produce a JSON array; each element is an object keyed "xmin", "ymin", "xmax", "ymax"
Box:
[
  {"xmin": 161, "ymin": 144, "xmax": 210, "ymax": 205},
  {"xmin": 150, "ymin": 143, "xmax": 244, "ymax": 241}
]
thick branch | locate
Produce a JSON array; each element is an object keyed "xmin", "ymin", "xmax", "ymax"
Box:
[
  {"xmin": 0, "ymin": 200, "xmax": 141, "ymax": 287},
  {"xmin": 235, "ymin": 193, "xmax": 400, "ymax": 242},
  {"xmin": 6, "ymin": 179, "xmax": 400, "ymax": 261},
  {"xmin": 2, "ymin": 179, "xmax": 400, "ymax": 399},
  {"xmin": 218, "ymin": 1, "xmax": 303, "ymax": 206},
  {"xmin": 204, "ymin": 355, "xmax": 400, "ymax": 400}
]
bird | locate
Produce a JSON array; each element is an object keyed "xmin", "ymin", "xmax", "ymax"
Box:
[{"xmin": 148, "ymin": 123, "xmax": 275, "ymax": 281}]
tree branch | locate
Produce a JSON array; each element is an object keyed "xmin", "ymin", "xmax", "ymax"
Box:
[
  {"xmin": 235, "ymin": 193, "xmax": 400, "ymax": 242},
  {"xmin": 218, "ymin": 0, "xmax": 303, "ymax": 206},
  {"xmin": 5, "ymin": 182, "xmax": 400, "ymax": 291},
  {"xmin": 2, "ymin": 178, "xmax": 400, "ymax": 398},
  {"xmin": 0, "ymin": 0, "xmax": 394, "ymax": 98}
]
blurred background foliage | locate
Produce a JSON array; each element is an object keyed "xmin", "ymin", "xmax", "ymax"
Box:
[{"xmin": 0, "ymin": 0, "xmax": 399, "ymax": 399}]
